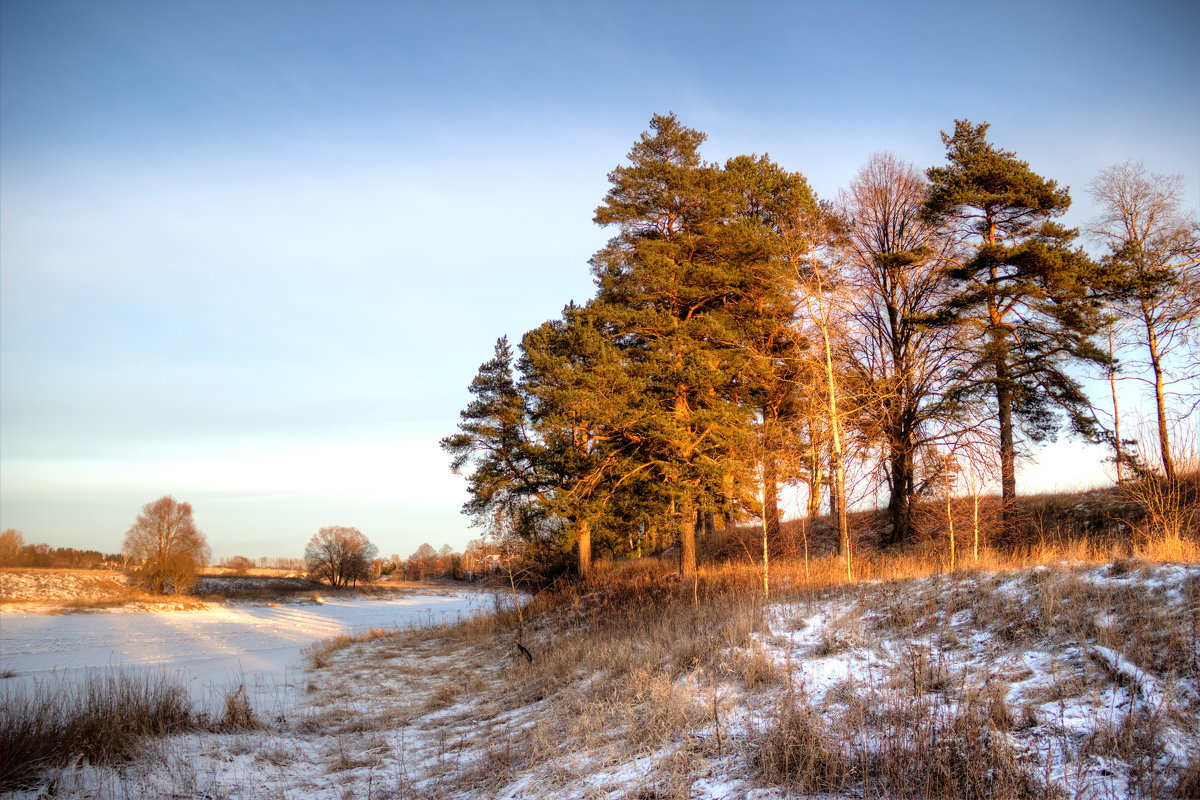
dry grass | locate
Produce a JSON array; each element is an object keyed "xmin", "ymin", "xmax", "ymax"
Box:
[
  {"xmin": 0, "ymin": 672, "xmax": 195, "ymax": 791},
  {"xmin": 753, "ymin": 689, "xmax": 854, "ymax": 792},
  {"xmin": 0, "ymin": 673, "xmax": 271, "ymax": 791},
  {"xmin": 303, "ymin": 626, "xmax": 400, "ymax": 669},
  {"xmin": 11, "ymin": 496, "xmax": 1196, "ymax": 798},
  {"xmin": 753, "ymin": 684, "xmax": 1043, "ymax": 800},
  {"xmin": 340, "ymin": 538, "xmax": 1197, "ymax": 798}
]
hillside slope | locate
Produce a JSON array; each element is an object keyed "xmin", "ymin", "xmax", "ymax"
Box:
[{"xmin": 13, "ymin": 558, "xmax": 1198, "ymax": 799}]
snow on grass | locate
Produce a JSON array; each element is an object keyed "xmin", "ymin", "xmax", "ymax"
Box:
[
  {"xmin": 5, "ymin": 560, "xmax": 1198, "ymax": 799},
  {"xmin": 1, "ymin": 591, "xmax": 491, "ymax": 718}
]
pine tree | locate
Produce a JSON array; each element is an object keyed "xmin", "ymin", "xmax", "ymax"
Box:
[
  {"xmin": 440, "ymin": 338, "xmax": 541, "ymax": 528},
  {"xmin": 924, "ymin": 121, "xmax": 1108, "ymax": 523},
  {"xmin": 519, "ymin": 303, "xmax": 653, "ymax": 576},
  {"xmin": 722, "ymin": 153, "xmax": 819, "ymax": 543},
  {"xmin": 590, "ymin": 114, "xmax": 755, "ymax": 577}
]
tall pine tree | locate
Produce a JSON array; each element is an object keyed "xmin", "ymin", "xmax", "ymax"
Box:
[
  {"xmin": 590, "ymin": 114, "xmax": 754, "ymax": 577},
  {"xmin": 924, "ymin": 121, "xmax": 1108, "ymax": 523}
]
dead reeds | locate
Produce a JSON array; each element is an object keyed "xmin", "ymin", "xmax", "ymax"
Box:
[
  {"xmin": 0, "ymin": 672, "xmax": 266, "ymax": 791},
  {"xmin": 0, "ymin": 672, "xmax": 194, "ymax": 790}
]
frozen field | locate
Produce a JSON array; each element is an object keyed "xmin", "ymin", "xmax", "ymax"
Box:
[{"xmin": 0, "ymin": 592, "xmax": 489, "ymax": 711}]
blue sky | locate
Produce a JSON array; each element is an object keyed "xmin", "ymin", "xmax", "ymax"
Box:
[{"xmin": 2, "ymin": 0, "xmax": 1197, "ymax": 560}]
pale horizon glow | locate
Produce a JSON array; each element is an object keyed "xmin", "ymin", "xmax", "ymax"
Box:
[{"xmin": 2, "ymin": 0, "xmax": 1197, "ymax": 560}]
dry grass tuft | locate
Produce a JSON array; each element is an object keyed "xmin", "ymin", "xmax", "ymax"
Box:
[
  {"xmin": 218, "ymin": 684, "xmax": 261, "ymax": 731},
  {"xmin": 303, "ymin": 626, "xmax": 397, "ymax": 669},
  {"xmin": 753, "ymin": 690, "xmax": 854, "ymax": 792},
  {"xmin": 0, "ymin": 672, "xmax": 195, "ymax": 791}
]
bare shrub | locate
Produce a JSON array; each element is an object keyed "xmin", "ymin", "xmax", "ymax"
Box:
[{"xmin": 225, "ymin": 555, "xmax": 253, "ymax": 575}]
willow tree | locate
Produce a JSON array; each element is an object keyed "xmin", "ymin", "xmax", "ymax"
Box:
[
  {"xmin": 123, "ymin": 496, "xmax": 210, "ymax": 594},
  {"xmin": 924, "ymin": 120, "xmax": 1108, "ymax": 524}
]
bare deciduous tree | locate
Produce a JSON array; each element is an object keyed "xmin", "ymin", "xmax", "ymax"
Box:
[
  {"xmin": 1089, "ymin": 161, "xmax": 1200, "ymax": 481},
  {"xmin": 792, "ymin": 211, "xmax": 856, "ymax": 579},
  {"xmin": 839, "ymin": 152, "xmax": 965, "ymax": 546},
  {"xmin": 123, "ymin": 496, "xmax": 210, "ymax": 594},
  {"xmin": 225, "ymin": 556, "xmax": 252, "ymax": 575},
  {"xmin": 304, "ymin": 526, "xmax": 377, "ymax": 588},
  {"xmin": 0, "ymin": 528, "xmax": 24, "ymax": 566}
]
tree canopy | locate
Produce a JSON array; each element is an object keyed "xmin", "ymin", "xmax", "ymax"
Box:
[
  {"xmin": 304, "ymin": 526, "xmax": 377, "ymax": 588},
  {"xmin": 123, "ymin": 496, "xmax": 210, "ymax": 594},
  {"xmin": 444, "ymin": 114, "xmax": 1187, "ymax": 575}
]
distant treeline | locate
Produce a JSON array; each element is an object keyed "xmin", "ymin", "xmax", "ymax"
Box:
[
  {"xmin": 215, "ymin": 556, "xmax": 305, "ymax": 571},
  {"xmin": 0, "ymin": 531, "xmax": 121, "ymax": 569}
]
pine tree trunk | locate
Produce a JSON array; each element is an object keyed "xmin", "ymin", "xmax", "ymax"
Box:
[
  {"xmin": 996, "ymin": 358, "xmax": 1017, "ymax": 529},
  {"xmin": 722, "ymin": 471, "xmax": 737, "ymax": 533},
  {"xmin": 763, "ymin": 452, "xmax": 780, "ymax": 541},
  {"xmin": 760, "ymin": 496, "xmax": 770, "ymax": 601},
  {"xmin": 577, "ymin": 518, "xmax": 592, "ymax": 578},
  {"xmin": 679, "ymin": 502, "xmax": 697, "ymax": 578}
]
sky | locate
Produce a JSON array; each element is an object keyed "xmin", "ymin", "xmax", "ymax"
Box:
[{"xmin": 1, "ymin": 0, "xmax": 1197, "ymax": 560}]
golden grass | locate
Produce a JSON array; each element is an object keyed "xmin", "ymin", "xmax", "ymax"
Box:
[{"xmin": 338, "ymin": 530, "xmax": 1199, "ymax": 798}]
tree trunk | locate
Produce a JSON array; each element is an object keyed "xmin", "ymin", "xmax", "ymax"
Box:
[
  {"xmin": 995, "ymin": 358, "xmax": 1017, "ymax": 530},
  {"xmin": 820, "ymin": 319, "xmax": 851, "ymax": 578},
  {"xmin": 806, "ymin": 448, "xmax": 824, "ymax": 521},
  {"xmin": 972, "ymin": 487, "xmax": 981, "ymax": 563},
  {"xmin": 679, "ymin": 502, "xmax": 697, "ymax": 578},
  {"xmin": 576, "ymin": 518, "xmax": 592, "ymax": 578},
  {"xmin": 945, "ymin": 473, "xmax": 956, "ymax": 571},
  {"xmin": 762, "ymin": 451, "xmax": 780, "ymax": 541},
  {"xmin": 1108, "ymin": 329, "xmax": 1125, "ymax": 483},
  {"xmin": 885, "ymin": 439, "xmax": 914, "ymax": 546},
  {"xmin": 760, "ymin": 494, "xmax": 770, "ymax": 601},
  {"xmin": 885, "ymin": 296, "xmax": 915, "ymax": 546},
  {"xmin": 721, "ymin": 470, "xmax": 737, "ymax": 533},
  {"xmin": 1146, "ymin": 319, "xmax": 1176, "ymax": 481}
]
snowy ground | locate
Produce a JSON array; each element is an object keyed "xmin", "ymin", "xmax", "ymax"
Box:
[
  {"xmin": 0, "ymin": 591, "xmax": 490, "ymax": 714},
  {"xmin": 5, "ymin": 560, "xmax": 1198, "ymax": 799}
]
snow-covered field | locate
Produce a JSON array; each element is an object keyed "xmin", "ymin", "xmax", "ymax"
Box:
[
  {"xmin": 0, "ymin": 591, "xmax": 489, "ymax": 713},
  {"xmin": 4, "ymin": 561, "xmax": 1198, "ymax": 799}
]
